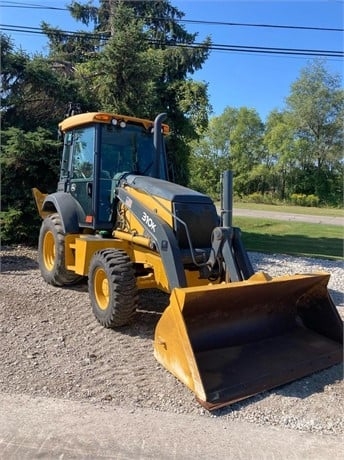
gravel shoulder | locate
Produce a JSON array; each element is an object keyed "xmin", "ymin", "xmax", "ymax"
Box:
[{"xmin": 0, "ymin": 245, "xmax": 343, "ymax": 446}]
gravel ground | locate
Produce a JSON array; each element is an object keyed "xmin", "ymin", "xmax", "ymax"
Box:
[{"xmin": 0, "ymin": 245, "xmax": 343, "ymax": 436}]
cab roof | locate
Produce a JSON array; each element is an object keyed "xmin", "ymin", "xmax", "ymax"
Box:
[{"xmin": 58, "ymin": 112, "xmax": 169, "ymax": 134}]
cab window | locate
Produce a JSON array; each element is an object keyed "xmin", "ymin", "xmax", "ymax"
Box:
[{"xmin": 72, "ymin": 127, "xmax": 95, "ymax": 179}]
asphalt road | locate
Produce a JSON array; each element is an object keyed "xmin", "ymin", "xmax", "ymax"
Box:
[
  {"xmin": 231, "ymin": 208, "xmax": 344, "ymax": 226},
  {"xmin": 1, "ymin": 393, "xmax": 343, "ymax": 460}
]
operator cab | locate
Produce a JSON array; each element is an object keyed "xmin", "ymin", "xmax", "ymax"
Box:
[{"xmin": 57, "ymin": 112, "xmax": 169, "ymax": 230}]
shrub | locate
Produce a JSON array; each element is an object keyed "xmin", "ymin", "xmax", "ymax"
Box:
[
  {"xmin": 305, "ymin": 194, "xmax": 320, "ymax": 207},
  {"xmin": 246, "ymin": 192, "xmax": 263, "ymax": 203},
  {"xmin": 290, "ymin": 193, "xmax": 320, "ymax": 207},
  {"xmin": 245, "ymin": 192, "xmax": 280, "ymax": 205},
  {"xmin": 0, "ymin": 208, "xmax": 41, "ymax": 246},
  {"xmin": 1, "ymin": 127, "xmax": 60, "ymax": 245}
]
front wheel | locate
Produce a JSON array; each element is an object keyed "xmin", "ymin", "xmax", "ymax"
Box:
[
  {"xmin": 38, "ymin": 213, "xmax": 82, "ymax": 286},
  {"xmin": 88, "ymin": 249, "xmax": 138, "ymax": 328}
]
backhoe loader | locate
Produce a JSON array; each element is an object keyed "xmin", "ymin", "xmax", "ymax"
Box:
[{"xmin": 33, "ymin": 111, "xmax": 343, "ymax": 410}]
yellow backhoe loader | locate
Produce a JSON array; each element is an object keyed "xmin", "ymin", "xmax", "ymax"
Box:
[{"xmin": 33, "ymin": 110, "xmax": 343, "ymax": 410}]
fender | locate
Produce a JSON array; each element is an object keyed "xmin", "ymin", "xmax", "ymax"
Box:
[{"xmin": 42, "ymin": 192, "xmax": 86, "ymax": 234}]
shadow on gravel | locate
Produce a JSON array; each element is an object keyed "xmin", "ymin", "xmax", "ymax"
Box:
[
  {"xmin": 64, "ymin": 278, "xmax": 89, "ymax": 292},
  {"xmin": 212, "ymin": 364, "xmax": 343, "ymax": 417},
  {"xmin": 0, "ymin": 255, "xmax": 38, "ymax": 272},
  {"xmin": 128, "ymin": 290, "xmax": 170, "ymax": 338},
  {"xmin": 66, "ymin": 287, "xmax": 168, "ymax": 339},
  {"xmin": 329, "ymin": 289, "xmax": 344, "ymax": 307}
]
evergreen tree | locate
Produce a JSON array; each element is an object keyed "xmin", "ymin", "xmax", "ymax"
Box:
[
  {"xmin": 1, "ymin": 35, "xmax": 82, "ymax": 244},
  {"xmin": 1, "ymin": 127, "xmax": 61, "ymax": 244},
  {"xmin": 1, "ymin": 34, "xmax": 83, "ymax": 131},
  {"xmin": 42, "ymin": 0, "xmax": 211, "ymax": 184}
]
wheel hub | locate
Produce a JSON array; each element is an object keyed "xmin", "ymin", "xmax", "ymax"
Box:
[
  {"xmin": 43, "ymin": 230, "xmax": 56, "ymax": 270},
  {"xmin": 94, "ymin": 267, "xmax": 109, "ymax": 310}
]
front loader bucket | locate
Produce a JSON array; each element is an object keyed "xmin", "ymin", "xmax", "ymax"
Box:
[{"xmin": 154, "ymin": 272, "xmax": 343, "ymax": 410}]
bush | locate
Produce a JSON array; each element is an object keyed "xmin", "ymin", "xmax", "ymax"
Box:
[
  {"xmin": 245, "ymin": 192, "xmax": 279, "ymax": 205},
  {"xmin": 246, "ymin": 192, "xmax": 264, "ymax": 203},
  {"xmin": 1, "ymin": 127, "xmax": 60, "ymax": 245},
  {"xmin": 290, "ymin": 193, "xmax": 320, "ymax": 207},
  {"xmin": 305, "ymin": 194, "xmax": 320, "ymax": 207},
  {"xmin": 0, "ymin": 208, "xmax": 41, "ymax": 246}
]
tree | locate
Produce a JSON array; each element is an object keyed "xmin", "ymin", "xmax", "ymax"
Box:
[
  {"xmin": 74, "ymin": 3, "xmax": 162, "ymax": 115},
  {"xmin": 229, "ymin": 107, "xmax": 265, "ymax": 195},
  {"xmin": 285, "ymin": 60, "xmax": 344, "ymax": 204},
  {"xmin": 1, "ymin": 128, "xmax": 61, "ymax": 244},
  {"xmin": 1, "ymin": 33, "xmax": 84, "ymax": 131},
  {"xmin": 1, "ymin": 1, "xmax": 212, "ymax": 246},
  {"xmin": 188, "ymin": 107, "xmax": 265, "ymax": 198},
  {"xmin": 1, "ymin": 35, "xmax": 86, "ymax": 244},
  {"xmin": 264, "ymin": 110, "xmax": 299, "ymax": 200},
  {"xmin": 263, "ymin": 61, "xmax": 343, "ymax": 205},
  {"xmin": 42, "ymin": 0, "xmax": 212, "ymax": 184}
]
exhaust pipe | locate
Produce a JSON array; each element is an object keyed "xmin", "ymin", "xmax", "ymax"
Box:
[
  {"xmin": 153, "ymin": 113, "xmax": 167, "ymax": 178},
  {"xmin": 221, "ymin": 170, "xmax": 233, "ymax": 227}
]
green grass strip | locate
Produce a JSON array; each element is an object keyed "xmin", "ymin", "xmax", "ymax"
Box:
[
  {"xmin": 234, "ymin": 217, "xmax": 343, "ymax": 260},
  {"xmin": 229, "ymin": 202, "xmax": 344, "ymax": 217}
]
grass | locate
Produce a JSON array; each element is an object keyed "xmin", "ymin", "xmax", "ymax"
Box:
[
  {"xmin": 233, "ymin": 217, "xmax": 343, "ymax": 260},
  {"xmin": 214, "ymin": 200, "xmax": 343, "ymax": 217}
]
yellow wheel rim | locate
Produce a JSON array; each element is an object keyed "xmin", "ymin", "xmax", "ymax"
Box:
[
  {"xmin": 43, "ymin": 230, "xmax": 56, "ymax": 271},
  {"xmin": 94, "ymin": 267, "xmax": 110, "ymax": 310}
]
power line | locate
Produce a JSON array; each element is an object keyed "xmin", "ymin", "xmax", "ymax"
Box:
[
  {"xmin": 1, "ymin": 1, "xmax": 65, "ymax": 10},
  {"xmin": 1, "ymin": 24, "xmax": 343, "ymax": 58},
  {"xmin": 185, "ymin": 42, "xmax": 344, "ymax": 58},
  {"xmin": 155, "ymin": 17, "xmax": 344, "ymax": 33},
  {"xmin": 1, "ymin": 1, "xmax": 343, "ymax": 32}
]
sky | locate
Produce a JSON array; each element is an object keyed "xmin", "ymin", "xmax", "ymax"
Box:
[{"xmin": 1, "ymin": 0, "xmax": 343, "ymax": 121}]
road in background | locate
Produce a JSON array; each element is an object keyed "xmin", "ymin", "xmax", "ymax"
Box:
[{"xmin": 231, "ymin": 208, "xmax": 344, "ymax": 226}]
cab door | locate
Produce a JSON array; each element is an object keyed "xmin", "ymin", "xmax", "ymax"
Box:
[{"xmin": 69, "ymin": 126, "xmax": 95, "ymax": 226}]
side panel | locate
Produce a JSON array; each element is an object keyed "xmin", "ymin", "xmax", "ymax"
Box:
[
  {"xmin": 116, "ymin": 187, "xmax": 187, "ymax": 290},
  {"xmin": 64, "ymin": 234, "xmax": 170, "ymax": 291},
  {"xmin": 65, "ymin": 236, "xmax": 127, "ymax": 275},
  {"xmin": 119, "ymin": 185, "xmax": 173, "ymax": 233}
]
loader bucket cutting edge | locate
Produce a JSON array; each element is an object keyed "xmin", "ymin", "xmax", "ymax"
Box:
[{"xmin": 153, "ymin": 272, "xmax": 343, "ymax": 410}]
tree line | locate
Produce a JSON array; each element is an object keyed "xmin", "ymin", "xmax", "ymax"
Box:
[
  {"xmin": 189, "ymin": 60, "xmax": 343, "ymax": 206},
  {"xmin": 1, "ymin": 0, "xmax": 343, "ymax": 246}
]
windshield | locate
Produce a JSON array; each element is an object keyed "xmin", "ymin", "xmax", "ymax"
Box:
[{"xmin": 100, "ymin": 123, "xmax": 167, "ymax": 180}]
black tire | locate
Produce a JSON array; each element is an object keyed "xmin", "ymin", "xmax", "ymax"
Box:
[
  {"xmin": 38, "ymin": 213, "xmax": 82, "ymax": 286},
  {"xmin": 88, "ymin": 249, "xmax": 138, "ymax": 328}
]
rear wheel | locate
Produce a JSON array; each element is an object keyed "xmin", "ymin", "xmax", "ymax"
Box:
[
  {"xmin": 89, "ymin": 249, "xmax": 138, "ymax": 328},
  {"xmin": 38, "ymin": 213, "xmax": 82, "ymax": 286}
]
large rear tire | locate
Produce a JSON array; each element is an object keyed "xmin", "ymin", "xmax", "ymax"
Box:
[
  {"xmin": 38, "ymin": 213, "xmax": 82, "ymax": 286},
  {"xmin": 88, "ymin": 249, "xmax": 138, "ymax": 328}
]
